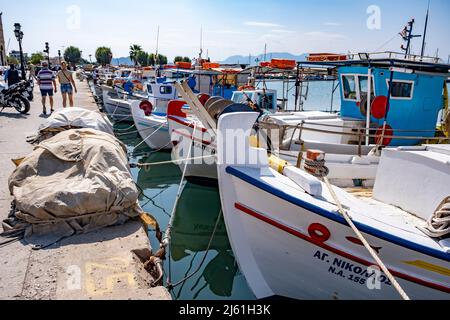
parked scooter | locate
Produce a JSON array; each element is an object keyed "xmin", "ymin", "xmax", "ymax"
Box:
[{"xmin": 0, "ymin": 80, "xmax": 31, "ymax": 114}]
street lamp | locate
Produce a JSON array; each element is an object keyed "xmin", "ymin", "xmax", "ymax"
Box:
[
  {"xmin": 44, "ymin": 42, "xmax": 50, "ymax": 65},
  {"xmin": 13, "ymin": 23, "xmax": 26, "ymax": 80}
]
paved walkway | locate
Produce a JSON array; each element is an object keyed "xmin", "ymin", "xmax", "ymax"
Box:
[{"xmin": 0, "ymin": 77, "xmax": 170, "ymax": 300}]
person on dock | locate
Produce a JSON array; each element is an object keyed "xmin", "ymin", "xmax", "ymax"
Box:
[
  {"xmin": 28, "ymin": 62, "xmax": 36, "ymax": 82},
  {"xmin": 4, "ymin": 64, "xmax": 20, "ymax": 87},
  {"xmin": 57, "ymin": 61, "xmax": 78, "ymax": 108},
  {"xmin": 37, "ymin": 61, "xmax": 57, "ymax": 115}
]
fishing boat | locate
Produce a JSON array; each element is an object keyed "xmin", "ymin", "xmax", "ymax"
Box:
[
  {"xmin": 216, "ymin": 111, "xmax": 450, "ymax": 300},
  {"xmin": 129, "ymin": 79, "xmax": 178, "ymax": 150},
  {"xmin": 169, "ymin": 54, "xmax": 450, "ymax": 186},
  {"xmin": 102, "ymin": 88, "xmax": 135, "ymax": 122}
]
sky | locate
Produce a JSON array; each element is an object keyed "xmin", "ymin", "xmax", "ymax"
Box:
[{"xmin": 1, "ymin": 0, "xmax": 449, "ymax": 62}]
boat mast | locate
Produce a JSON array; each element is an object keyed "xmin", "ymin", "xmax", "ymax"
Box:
[
  {"xmin": 421, "ymin": 0, "xmax": 431, "ymax": 58},
  {"xmin": 400, "ymin": 19, "xmax": 421, "ymax": 58},
  {"xmin": 155, "ymin": 25, "xmax": 160, "ymax": 67}
]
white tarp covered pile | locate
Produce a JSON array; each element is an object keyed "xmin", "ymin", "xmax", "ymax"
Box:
[
  {"xmin": 3, "ymin": 128, "xmax": 141, "ymax": 248},
  {"xmin": 27, "ymin": 107, "xmax": 114, "ymax": 144}
]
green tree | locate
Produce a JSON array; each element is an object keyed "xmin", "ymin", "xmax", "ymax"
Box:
[
  {"xmin": 30, "ymin": 52, "xmax": 45, "ymax": 65},
  {"xmin": 182, "ymin": 56, "xmax": 191, "ymax": 63},
  {"xmin": 136, "ymin": 51, "xmax": 150, "ymax": 67},
  {"xmin": 155, "ymin": 54, "xmax": 168, "ymax": 65},
  {"xmin": 174, "ymin": 56, "xmax": 183, "ymax": 63},
  {"xmin": 64, "ymin": 46, "xmax": 82, "ymax": 67},
  {"xmin": 129, "ymin": 44, "xmax": 143, "ymax": 66},
  {"xmin": 95, "ymin": 47, "xmax": 113, "ymax": 66},
  {"xmin": 7, "ymin": 56, "xmax": 19, "ymax": 65}
]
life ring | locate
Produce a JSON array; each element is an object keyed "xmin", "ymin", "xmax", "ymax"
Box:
[
  {"xmin": 375, "ymin": 124, "xmax": 393, "ymax": 146},
  {"xmin": 139, "ymin": 100, "xmax": 153, "ymax": 116},
  {"xmin": 308, "ymin": 223, "xmax": 331, "ymax": 243}
]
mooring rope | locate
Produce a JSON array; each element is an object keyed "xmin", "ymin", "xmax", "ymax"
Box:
[
  {"xmin": 168, "ymin": 209, "xmax": 223, "ymax": 290},
  {"xmin": 321, "ymin": 176, "xmax": 410, "ymax": 300},
  {"xmin": 132, "ymin": 123, "xmax": 166, "ymax": 150},
  {"xmin": 162, "ymin": 124, "xmax": 198, "ymax": 287},
  {"xmin": 420, "ymin": 196, "xmax": 450, "ymax": 238},
  {"xmin": 305, "ymin": 158, "xmax": 410, "ymax": 300},
  {"xmin": 130, "ymin": 155, "xmax": 216, "ymax": 169}
]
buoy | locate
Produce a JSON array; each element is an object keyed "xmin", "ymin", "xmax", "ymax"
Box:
[
  {"xmin": 139, "ymin": 100, "xmax": 153, "ymax": 116},
  {"xmin": 371, "ymin": 96, "xmax": 388, "ymax": 119},
  {"xmin": 375, "ymin": 124, "xmax": 393, "ymax": 146}
]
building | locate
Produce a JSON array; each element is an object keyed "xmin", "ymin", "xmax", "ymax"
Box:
[
  {"xmin": 0, "ymin": 12, "xmax": 7, "ymax": 66},
  {"xmin": 9, "ymin": 50, "xmax": 28, "ymax": 62}
]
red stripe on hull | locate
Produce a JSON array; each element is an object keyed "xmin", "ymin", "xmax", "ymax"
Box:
[{"xmin": 234, "ymin": 202, "xmax": 450, "ymax": 294}]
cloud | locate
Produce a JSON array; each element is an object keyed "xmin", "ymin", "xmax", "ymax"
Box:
[
  {"xmin": 304, "ymin": 31, "xmax": 346, "ymax": 39},
  {"xmin": 244, "ymin": 21, "xmax": 283, "ymax": 28},
  {"xmin": 211, "ymin": 29, "xmax": 254, "ymax": 35},
  {"xmin": 324, "ymin": 22, "xmax": 342, "ymax": 27},
  {"xmin": 271, "ymin": 29, "xmax": 295, "ymax": 33}
]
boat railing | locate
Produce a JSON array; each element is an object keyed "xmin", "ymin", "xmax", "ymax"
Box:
[
  {"xmin": 257, "ymin": 120, "xmax": 450, "ymax": 157},
  {"xmin": 347, "ymin": 51, "xmax": 441, "ymax": 64}
]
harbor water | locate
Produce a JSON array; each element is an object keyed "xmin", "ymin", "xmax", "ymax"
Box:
[
  {"xmin": 112, "ymin": 80, "xmax": 340, "ymax": 300},
  {"xmin": 113, "ymin": 80, "xmax": 449, "ymax": 300}
]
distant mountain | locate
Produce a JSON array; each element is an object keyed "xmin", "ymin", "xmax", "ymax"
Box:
[
  {"xmin": 111, "ymin": 57, "xmax": 133, "ymax": 66},
  {"xmin": 221, "ymin": 52, "xmax": 308, "ymax": 65}
]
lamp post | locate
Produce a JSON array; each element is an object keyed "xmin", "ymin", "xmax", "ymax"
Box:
[
  {"xmin": 13, "ymin": 23, "xmax": 26, "ymax": 80},
  {"xmin": 44, "ymin": 42, "xmax": 50, "ymax": 65},
  {"xmin": 58, "ymin": 50, "xmax": 61, "ymax": 65},
  {"xmin": 89, "ymin": 54, "xmax": 92, "ymax": 63}
]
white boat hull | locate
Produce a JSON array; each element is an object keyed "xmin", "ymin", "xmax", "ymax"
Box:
[
  {"xmin": 168, "ymin": 115, "xmax": 217, "ymax": 181},
  {"xmin": 130, "ymin": 102, "xmax": 172, "ymax": 150},
  {"xmin": 102, "ymin": 90, "xmax": 133, "ymax": 122},
  {"xmin": 217, "ymin": 112, "xmax": 450, "ymax": 300}
]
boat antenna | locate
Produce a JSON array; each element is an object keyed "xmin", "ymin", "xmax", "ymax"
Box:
[
  {"xmin": 420, "ymin": 0, "xmax": 431, "ymax": 58},
  {"xmin": 199, "ymin": 26, "xmax": 203, "ymax": 62},
  {"xmin": 264, "ymin": 43, "xmax": 267, "ymax": 61},
  {"xmin": 399, "ymin": 18, "xmax": 421, "ymax": 58}
]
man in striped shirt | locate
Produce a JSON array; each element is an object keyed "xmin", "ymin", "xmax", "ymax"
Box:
[{"xmin": 37, "ymin": 61, "xmax": 57, "ymax": 115}]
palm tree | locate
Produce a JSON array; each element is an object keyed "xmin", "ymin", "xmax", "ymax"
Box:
[{"xmin": 129, "ymin": 45, "xmax": 143, "ymax": 66}]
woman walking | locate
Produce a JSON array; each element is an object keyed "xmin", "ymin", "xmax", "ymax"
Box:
[{"xmin": 57, "ymin": 61, "xmax": 78, "ymax": 107}]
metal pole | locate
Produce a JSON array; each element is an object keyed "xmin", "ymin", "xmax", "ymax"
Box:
[
  {"xmin": 365, "ymin": 67, "xmax": 372, "ymax": 145},
  {"xmin": 18, "ymin": 37, "xmax": 25, "ymax": 80}
]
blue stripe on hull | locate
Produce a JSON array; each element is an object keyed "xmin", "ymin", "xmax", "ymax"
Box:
[{"xmin": 225, "ymin": 166, "xmax": 450, "ymax": 262}]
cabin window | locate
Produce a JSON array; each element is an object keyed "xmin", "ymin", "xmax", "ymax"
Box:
[
  {"xmin": 147, "ymin": 84, "xmax": 153, "ymax": 94},
  {"xmin": 387, "ymin": 81, "xmax": 414, "ymax": 99},
  {"xmin": 358, "ymin": 76, "xmax": 376, "ymax": 99},
  {"xmin": 342, "ymin": 75, "xmax": 357, "ymax": 100},
  {"xmin": 160, "ymin": 86, "xmax": 172, "ymax": 95}
]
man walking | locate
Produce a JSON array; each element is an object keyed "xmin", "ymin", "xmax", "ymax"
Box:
[
  {"xmin": 37, "ymin": 61, "xmax": 57, "ymax": 115},
  {"xmin": 3, "ymin": 64, "xmax": 20, "ymax": 87}
]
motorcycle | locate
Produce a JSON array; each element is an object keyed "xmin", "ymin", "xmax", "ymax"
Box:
[{"xmin": 0, "ymin": 80, "xmax": 31, "ymax": 114}]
